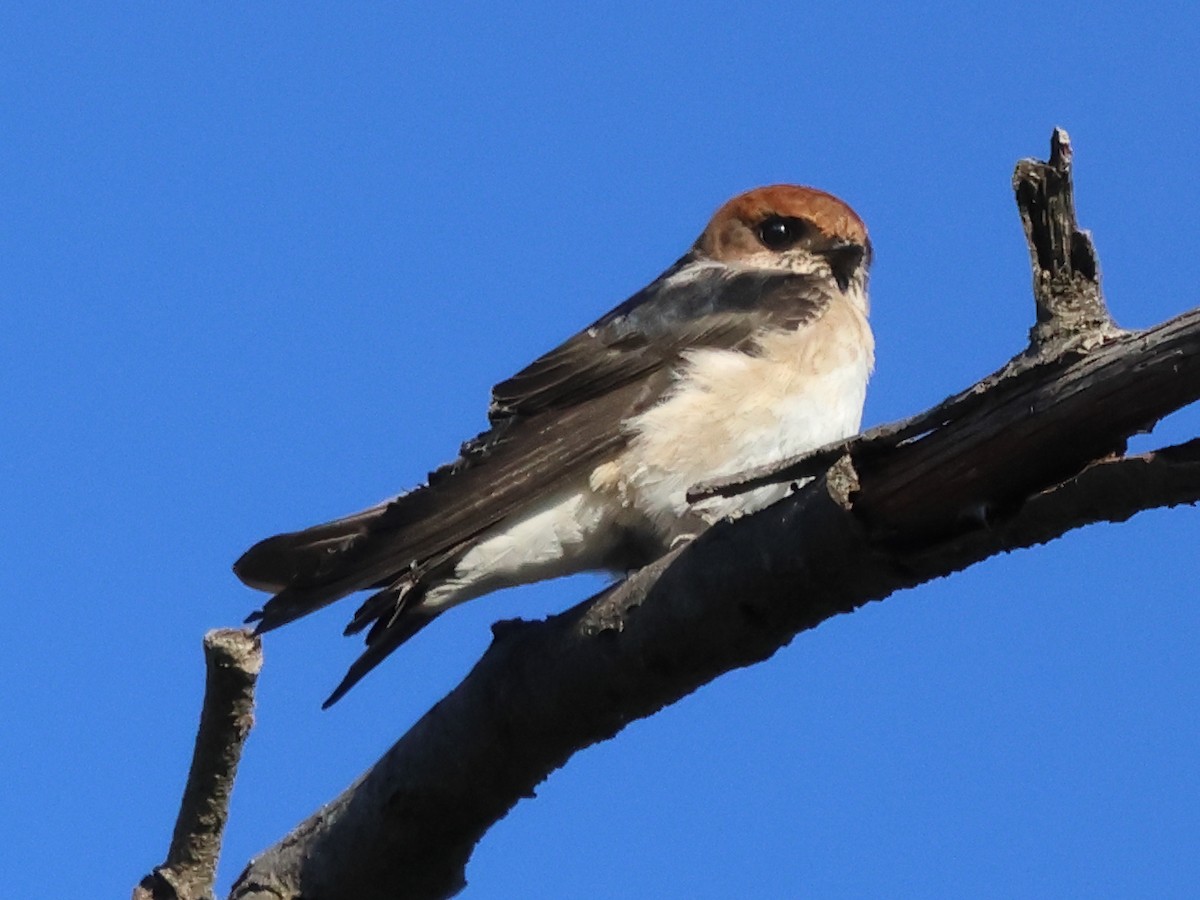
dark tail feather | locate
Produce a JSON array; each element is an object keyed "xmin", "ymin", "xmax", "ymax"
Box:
[
  {"xmin": 322, "ymin": 605, "xmax": 440, "ymax": 708},
  {"xmin": 236, "ymin": 499, "xmax": 419, "ymax": 634},
  {"xmin": 233, "ymin": 499, "xmax": 394, "ymax": 591},
  {"xmin": 236, "ymin": 499, "xmax": 468, "ymax": 705},
  {"xmin": 344, "ymin": 574, "xmax": 415, "ymax": 636},
  {"xmin": 247, "ymin": 580, "xmax": 362, "ymax": 634}
]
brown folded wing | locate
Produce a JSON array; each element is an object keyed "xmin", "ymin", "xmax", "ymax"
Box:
[{"xmin": 236, "ymin": 263, "xmax": 831, "ymax": 655}]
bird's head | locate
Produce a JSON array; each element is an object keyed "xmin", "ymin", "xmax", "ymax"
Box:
[{"xmin": 696, "ymin": 185, "xmax": 871, "ymax": 293}]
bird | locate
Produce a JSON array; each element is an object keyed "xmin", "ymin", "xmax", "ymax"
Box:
[{"xmin": 235, "ymin": 184, "xmax": 874, "ymax": 707}]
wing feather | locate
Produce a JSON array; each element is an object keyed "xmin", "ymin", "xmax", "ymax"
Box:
[
  {"xmin": 489, "ymin": 260, "xmax": 828, "ymax": 417},
  {"xmin": 237, "ymin": 261, "xmax": 832, "ymax": 639}
]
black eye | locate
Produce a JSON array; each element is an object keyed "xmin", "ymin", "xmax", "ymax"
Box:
[{"xmin": 756, "ymin": 215, "xmax": 808, "ymax": 250}]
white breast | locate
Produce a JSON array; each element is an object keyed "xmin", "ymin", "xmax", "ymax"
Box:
[
  {"xmin": 605, "ymin": 294, "xmax": 874, "ymax": 539},
  {"xmin": 424, "ymin": 479, "xmax": 617, "ymax": 611},
  {"xmin": 431, "ymin": 291, "xmax": 873, "ymax": 612}
]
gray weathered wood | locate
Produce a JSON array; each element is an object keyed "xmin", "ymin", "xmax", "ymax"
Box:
[
  {"xmin": 223, "ymin": 131, "xmax": 1200, "ymax": 899},
  {"xmin": 136, "ymin": 629, "xmax": 261, "ymax": 900}
]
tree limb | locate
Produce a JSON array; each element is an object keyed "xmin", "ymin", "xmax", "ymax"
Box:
[
  {"xmin": 136, "ymin": 629, "xmax": 261, "ymax": 900},
  {"xmin": 224, "ymin": 131, "xmax": 1200, "ymax": 899}
]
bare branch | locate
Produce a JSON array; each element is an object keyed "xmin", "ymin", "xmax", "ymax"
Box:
[
  {"xmin": 136, "ymin": 629, "xmax": 261, "ymax": 900},
  {"xmin": 900, "ymin": 438, "xmax": 1200, "ymax": 582},
  {"xmin": 229, "ymin": 304, "xmax": 1200, "ymax": 897},
  {"xmin": 222, "ymin": 131, "xmax": 1200, "ymax": 899}
]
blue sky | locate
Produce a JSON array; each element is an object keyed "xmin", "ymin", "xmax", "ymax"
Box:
[{"xmin": 3, "ymin": 3, "xmax": 1198, "ymax": 897}]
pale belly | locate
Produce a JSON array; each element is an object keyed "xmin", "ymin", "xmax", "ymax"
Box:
[
  {"xmin": 600, "ymin": 318, "xmax": 874, "ymax": 540},
  {"xmin": 430, "ymin": 310, "xmax": 873, "ymax": 610}
]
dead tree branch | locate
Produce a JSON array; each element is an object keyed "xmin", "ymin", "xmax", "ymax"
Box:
[
  {"xmin": 215, "ymin": 130, "xmax": 1198, "ymax": 899},
  {"xmin": 136, "ymin": 629, "xmax": 261, "ymax": 900}
]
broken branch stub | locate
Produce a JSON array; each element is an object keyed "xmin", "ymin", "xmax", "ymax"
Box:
[{"xmin": 1012, "ymin": 126, "xmax": 1119, "ymax": 353}]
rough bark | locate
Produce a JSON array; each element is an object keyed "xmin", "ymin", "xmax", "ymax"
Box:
[
  {"xmin": 228, "ymin": 310, "xmax": 1200, "ymax": 899},
  {"xmin": 136, "ymin": 629, "xmax": 262, "ymax": 900},
  {"xmin": 146, "ymin": 129, "xmax": 1199, "ymax": 899}
]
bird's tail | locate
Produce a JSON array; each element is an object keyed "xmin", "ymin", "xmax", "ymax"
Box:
[
  {"xmin": 235, "ymin": 498, "xmax": 393, "ymax": 594},
  {"xmin": 322, "ymin": 577, "xmax": 441, "ymax": 707},
  {"xmin": 236, "ymin": 493, "xmax": 426, "ymax": 633},
  {"xmin": 235, "ymin": 499, "xmax": 468, "ymax": 705}
]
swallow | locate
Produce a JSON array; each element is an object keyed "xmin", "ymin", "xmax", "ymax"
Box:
[{"xmin": 236, "ymin": 184, "xmax": 874, "ymax": 706}]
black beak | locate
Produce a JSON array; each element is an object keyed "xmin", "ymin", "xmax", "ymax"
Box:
[{"xmin": 823, "ymin": 240, "xmax": 868, "ymax": 292}]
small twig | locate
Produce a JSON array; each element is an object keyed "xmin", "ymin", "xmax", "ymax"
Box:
[
  {"xmin": 687, "ymin": 378, "xmax": 998, "ymax": 502},
  {"xmin": 687, "ymin": 435, "xmax": 856, "ymax": 502},
  {"xmin": 135, "ymin": 629, "xmax": 262, "ymax": 900}
]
